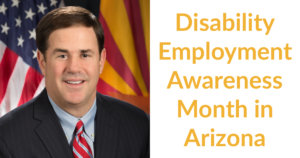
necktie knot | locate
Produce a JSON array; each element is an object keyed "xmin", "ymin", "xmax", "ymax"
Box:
[{"xmin": 75, "ymin": 120, "xmax": 84, "ymax": 135}]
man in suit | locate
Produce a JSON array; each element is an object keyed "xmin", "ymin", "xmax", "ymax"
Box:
[{"xmin": 0, "ymin": 6, "xmax": 149, "ymax": 158}]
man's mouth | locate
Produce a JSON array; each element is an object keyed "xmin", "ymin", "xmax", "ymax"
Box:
[{"xmin": 64, "ymin": 80, "xmax": 85, "ymax": 84}]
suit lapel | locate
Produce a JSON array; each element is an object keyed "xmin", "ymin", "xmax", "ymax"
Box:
[
  {"xmin": 94, "ymin": 93, "xmax": 119, "ymax": 158},
  {"xmin": 33, "ymin": 90, "xmax": 73, "ymax": 158}
]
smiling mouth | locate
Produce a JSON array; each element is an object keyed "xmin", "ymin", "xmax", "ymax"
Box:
[{"xmin": 64, "ymin": 80, "xmax": 85, "ymax": 84}]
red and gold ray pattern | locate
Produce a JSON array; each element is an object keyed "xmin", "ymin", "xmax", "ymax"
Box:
[{"xmin": 97, "ymin": 0, "xmax": 150, "ymax": 114}]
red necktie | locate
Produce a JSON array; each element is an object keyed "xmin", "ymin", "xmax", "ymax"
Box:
[{"xmin": 72, "ymin": 120, "xmax": 93, "ymax": 158}]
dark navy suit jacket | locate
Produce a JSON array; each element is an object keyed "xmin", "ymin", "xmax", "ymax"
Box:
[{"xmin": 0, "ymin": 89, "xmax": 149, "ymax": 158}]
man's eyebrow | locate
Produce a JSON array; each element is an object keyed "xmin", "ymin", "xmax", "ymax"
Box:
[
  {"xmin": 80, "ymin": 49, "xmax": 93, "ymax": 53},
  {"xmin": 53, "ymin": 48, "xmax": 68, "ymax": 53}
]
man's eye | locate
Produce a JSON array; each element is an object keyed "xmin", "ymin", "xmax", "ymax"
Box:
[
  {"xmin": 58, "ymin": 54, "xmax": 66, "ymax": 58},
  {"xmin": 82, "ymin": 53, "xmax": 89, "ymax": 58}
]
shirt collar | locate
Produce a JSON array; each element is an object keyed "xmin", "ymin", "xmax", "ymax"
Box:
[{"xmin": 48, "ymin": 95, "xmax": 97, "ymax": 142}]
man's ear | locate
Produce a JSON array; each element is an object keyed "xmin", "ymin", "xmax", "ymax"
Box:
[
  {"xmin": 37, "ymin": 50, "xmax": 46, "ymax": 76},
  {"xmin": 99, "ymin": 48, "xmax": 106, "ymax": 74}
]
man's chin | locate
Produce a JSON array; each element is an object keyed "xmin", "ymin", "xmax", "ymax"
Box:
[{"xmin": 62, "ymin": 94, "xmax": 86, "ymax": 105}]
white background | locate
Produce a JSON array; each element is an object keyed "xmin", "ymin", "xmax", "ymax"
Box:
[{"xmin": 151, "ymin": 0, "xmax": 300, "ymax": 157}]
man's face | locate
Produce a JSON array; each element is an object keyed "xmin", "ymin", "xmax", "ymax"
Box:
[{"xmin": 37, "ymin": 26, "xmax": 106, "ymax": 109}]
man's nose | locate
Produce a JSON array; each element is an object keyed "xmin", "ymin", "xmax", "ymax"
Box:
[{"xmin": 66, "ymin": 56, "xmax": 81, "ymax": 73}]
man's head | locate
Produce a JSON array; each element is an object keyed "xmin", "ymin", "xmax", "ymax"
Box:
[
  {"xmin": 36, "ymin": 6, "xmax": 104, "ymax": 56},
  {"xmin": 36, "ymin": 6, "xmax": 106, "ymax": 115}
]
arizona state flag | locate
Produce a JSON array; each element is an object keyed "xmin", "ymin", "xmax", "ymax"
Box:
[{"xmin": 97, "ymin": 0, "xmax": 150, "ymax": 113}]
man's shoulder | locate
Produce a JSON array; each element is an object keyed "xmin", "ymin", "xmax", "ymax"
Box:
[
  {"xmin": 96, "ymin": 93, "xmax": 149, "ymax": 124},
  {"xmin": 0, "ymin": 98, "xmax": 35, "ymax": 127},
  {"xmin": 0, "ymin": 98, "xmax": 38, "ymax": 138}
]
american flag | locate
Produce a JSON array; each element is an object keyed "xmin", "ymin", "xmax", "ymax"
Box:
[{"xmin": 0, "ymin": 0, "xmax": 62, "ymax": 116}]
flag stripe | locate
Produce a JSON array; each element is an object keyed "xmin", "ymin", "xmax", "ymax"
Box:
[
  {"xmin": 123, "ymin": 0, "xmax": 150, "ymax": 91},
  {"xmin": 0, "ymin": 41, "xmax": 6, "ymax": 62},
  {"xmin": 0, "ymin": 57, "xmax": 29, "ymax": 114},
  {"xmin": 33, "ymin": 78, "xmax": 45, "ymax": 98},
  {"xmin": 17, "ymin": 67, "xmax": 43, "ymax": 106},
  {"xmin": 139, "ymin": 0, "xmax": 150, "ymax": 64},
  {"xmin": 100, "ymin": 15, "xmax": 143, "ymax": 96},
  {"xmin": 101, "ymin": 61, "xmax": 137, "ymax": 95},
  {"xmin": 97, "ymin": 79, "xmax": 121, "ymax": 95},
  {"xmin": 100, "ymin": 0, "xmax": 148, "ymax": 96},
  {"xmin": 0, "ymin": 48, "xmax": 18, "ymax": 103}
]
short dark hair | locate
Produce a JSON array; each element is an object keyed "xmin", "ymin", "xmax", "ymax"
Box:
[{"xmin": 36, "ymin": 6, "xmax": 104, "ymax": 56}]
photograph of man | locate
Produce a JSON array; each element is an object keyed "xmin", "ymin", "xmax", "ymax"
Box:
[{"xmin": 0, "ymin": 6, "xmax": 149, "ymax": 158}]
